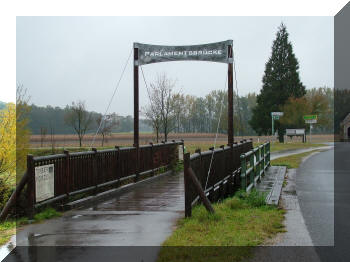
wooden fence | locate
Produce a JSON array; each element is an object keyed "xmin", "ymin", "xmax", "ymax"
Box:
[
  {"xmin": 184, "ymin": 140, "xmax": 253, "ymax": 217},
  {"xmin": 240, "ymin": 142, "xmax": 270, "ymax": 192},
  {"xmin": 25, "ymin": 140, "xmax": 183, "ymax": 216}
]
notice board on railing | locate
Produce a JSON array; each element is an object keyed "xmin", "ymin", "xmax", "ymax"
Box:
[{"xmin": 35, "ymin": 164, "xmax": 55, "ymax": 202}]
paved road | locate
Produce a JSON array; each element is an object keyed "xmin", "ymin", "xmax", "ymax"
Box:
[
  {"xmin": 314, "ymin": 142, "xmax": 350, "ymax": 262},
  {"xmin": 3, "ymin": 172, "xmax": 184, "ymax": 262},
  {"xmin": 296, "ymin": 148, "xmax": 334, "ymax": 246},
  {"xmin": 270, "ymin": 145, "xmax": 332, "ymax": 160}
]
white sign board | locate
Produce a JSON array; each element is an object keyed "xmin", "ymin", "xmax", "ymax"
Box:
[
  {"xmin": 35, "ymin": 164, "xmax": 55, "ymax": 202},
  {"xmin": 178, "ymin": 144, "xmax": 184, "ymax": 161},
  {"xmin": 295, "ymin": 129, "xmax": 306, "ymax": 135},
  {"xmin": 286, "ymin": 129, "xmax": 305, "ymax": 135},
  {"xmin": 305, "ymin": 119, "xmax": 317, "ymax": 124},
  {"xmin": 271, "ymin": 112, "xmax": 284, "ymax": 116}
]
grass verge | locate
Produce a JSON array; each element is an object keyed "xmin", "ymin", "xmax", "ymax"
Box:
[
  {"xmin": 0, "ymin": 207, "xmax": 61, "ymax": 246},
  {"xmin": 185, "ymin": 141, "xmax": 326, "ymax": 155},
  {"xmin": 271, "ymin": 150, "xmax": 319, "ymax": 169},
  {"xmin": 157, "ymin": 190, "xmax": 285, "ymax": 262},
  {"xmin": 268, "ymin": 142, "xmax": 326, "ymax": 153}
]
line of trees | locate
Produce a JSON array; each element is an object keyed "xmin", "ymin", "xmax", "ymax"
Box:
[
  {"xmin": 27, "ymin": 104, "xmax": 152, "ymax": 135},
  {"xmin": 249, "ymin": 23, "xmax": 334, "ymax": 141},
  {"xmin": 142, "ymin": 73, "xmax": 259, "ymax": 142},
  {"xmin": 142, "ymin": 73, "xmax": 333, "ymax": 142}
]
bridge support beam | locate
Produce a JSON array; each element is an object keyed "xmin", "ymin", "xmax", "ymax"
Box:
[
  {"xmin": 134, "ymin": 47, "xmax": 139, "ymax": 148},
  {"xmin": 228, "ymin": 45, "xmax": 234, "ymax": 145},
  {"xmin": 134, "ymin": 47, "xmax": 140, "ymax": 181}
]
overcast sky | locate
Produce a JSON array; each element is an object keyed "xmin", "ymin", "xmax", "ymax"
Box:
[{"xmin": 16, "ymin": 16, "xmax": 333, "ymax": 116}]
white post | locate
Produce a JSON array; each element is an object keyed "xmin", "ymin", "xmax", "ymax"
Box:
[{"xmin": 310, "ymin": 124, "xmax": 312, "ymax": 143}]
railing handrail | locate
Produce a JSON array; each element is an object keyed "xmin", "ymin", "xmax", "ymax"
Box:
[{"xmin": 32, "ymin": 140, "xmax": 184, "ymax": 162}]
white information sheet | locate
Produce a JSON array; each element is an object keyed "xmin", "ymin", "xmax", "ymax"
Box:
[{"xmin": 35, "ymin": 164, "xmax": 55, "ymax": 202}]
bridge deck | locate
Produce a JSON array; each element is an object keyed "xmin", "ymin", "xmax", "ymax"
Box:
[{"xmin": 15, "ymin": 172, "xmax": 184, "ymax": 247}]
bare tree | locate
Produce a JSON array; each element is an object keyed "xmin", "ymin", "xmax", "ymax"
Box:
[
  {"xmin": 96, "ymin": 113, "xmax": 118, "ymax": 146},
  {"xmin": 143, "ymin": 73, "xmax": 178, "ymax": 142},
  {"xmin": 40, "ymin": 127, "xmax": 47, "ymax": 147},
  {"xmin": 64, "ymin": 101, "xmax": 93, "ymax": 147},
  {"xmin": 142, "ymin": 104, "xmax": 161, "ymax": 142}
]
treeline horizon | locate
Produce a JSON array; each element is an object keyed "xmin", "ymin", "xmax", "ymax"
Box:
[
  {"xmin": 28, "ymin": 104, "xmax": 152, "ymax": 135},
  {"xmin": 0, "ymin": 86, "xmax": 336, "ymax": 137},
  {"xmin": 143, "ymin": 87, "xmax": 334, "ymax": 137}
]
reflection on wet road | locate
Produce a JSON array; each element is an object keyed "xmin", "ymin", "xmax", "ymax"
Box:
[{"xmin": 3, "ymin": 172, "xmax": 184, "ymax": 261}]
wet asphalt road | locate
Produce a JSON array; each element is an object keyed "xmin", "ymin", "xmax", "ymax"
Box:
[
  {"xmin": 296, "ymin": 148, "xmax": 334, "ymax": 246},
  {"xmin": 3, "ymin": 172, "xmax": 184, "ymax": 262}
]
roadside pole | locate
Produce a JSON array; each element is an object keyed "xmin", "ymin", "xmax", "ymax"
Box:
[
  {"xmin": 310, "ymin": 124, "xmax": 312, "ymax": 143},
  {"xmin": 271, "ymin": 112, "xmax": 284, "ymax": 142},
  {"xmin": 303, "ymin": 115, "xmax": 317, "ymax": 144}
]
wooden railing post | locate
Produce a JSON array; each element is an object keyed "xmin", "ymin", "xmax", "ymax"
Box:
[
  {"xmin": 267, "ymin": 142, "xmax": 271, "ymax": 166},
  {"xmin": 115, "ymin": 146, "xmax": 120, "ymax": 184},
  {"xmin": 249, "ymin": 153, "xmax": 255, "ymax": 187},
  {"xmin": 240, "ymin": 154, "xmax": 247, "ymax": 190},
  {"xmin": 195, "ymin": 148, "xmax": 202, "ymax": 186},
  {"xmin": 26, "ymin": 154, "xmax": 35, "ymax": 219},
  {"xmin": 181, "ymin": 139, "xmax": 185, "ymax": 157},
  {"xmin": 92, "ymin": 148, "xmax": 98, "ymax": 194},
  {"xmin": 261, "ymin": 145, "xmax": 265, "ymax": 175},
  {"xmin": 256, "ymin": 148, "xmax": 261, "ymax": 183},
  {"xmin": 64, "ymin": 150, "xmax": 70, "ymax": 197},
  {"xmin": 184, "ymin": 153, "xmax": 192, "ymax": 217},
  {"xmin": 150, "ymin": 142, "xmax": 154, "ymax": 175}
]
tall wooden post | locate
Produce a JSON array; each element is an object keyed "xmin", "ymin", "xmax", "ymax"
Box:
[
  {"xmin": 228, "ymin": 44, "xmax": 234, "ymax": 145},
  {"xmin": 134, "ymin": 46, "xmax": 140, "ymax": 181},
  {"xmin": 134, "ymin": 46, "xmax": 139, "ymax": 147}
]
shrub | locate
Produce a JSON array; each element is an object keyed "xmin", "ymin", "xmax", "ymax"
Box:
[{"xmin": 235, "ymin": 189, "xmax": 267, "ymax": 208}]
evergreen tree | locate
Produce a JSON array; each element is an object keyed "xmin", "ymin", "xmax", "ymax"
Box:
[{"xmin": 250, "ymin": 23, "xmax": 306, "ymax": 141}]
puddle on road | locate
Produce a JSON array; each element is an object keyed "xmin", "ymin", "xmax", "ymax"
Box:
[
  {"xmin": 283, "ymin": 190, "xmax": 297, "ymax": 195},
  {"xmin": 72, "ymin": 214, "xmax": 83, "ymax": 219}
]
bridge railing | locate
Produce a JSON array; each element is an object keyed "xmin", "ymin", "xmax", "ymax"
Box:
[
  {"xmin": 24, "ymin": 140, "xmax": 183, "ymax": 215},
  {"xmin": 240, "ymin": 142, "xmax": 270, "ymax": 192},
  {"xmin": 184, "ymin": 139, "xmax": 253, "ymax": 217}
]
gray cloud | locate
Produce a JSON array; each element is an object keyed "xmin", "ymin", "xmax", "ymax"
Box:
[{"xmin": 16, "ymin": 16, "xmax": 333, "ymax": 116}]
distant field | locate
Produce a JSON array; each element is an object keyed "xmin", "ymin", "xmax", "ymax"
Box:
[{"xmin": 30, "ymin": 133, "xmax": 334, "ymax": 148}]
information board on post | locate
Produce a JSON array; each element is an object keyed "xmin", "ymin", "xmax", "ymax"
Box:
[
  {"xmin": 305, "ymin": 119, "xmax": 317, "ymax": 124},
  {"xmin": 271, "ymin": 112, "xmax": 284, "ymax": 136},
  {"xmin": 304, "ymin": 115, "xmax": 317, "ymax": 124},
  {"xmin": 303, "ymin": 115, "xmax": 317, "ymax": 142},
  {"xmin": 35, "ymin": 164, "xmax": 55, "ymax": 203}
]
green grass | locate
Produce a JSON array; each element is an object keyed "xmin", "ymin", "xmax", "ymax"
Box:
[
  {"xmin": 268, "ymin": 142, "xmax": 326, "ymax": 153},
  {"xmin": 33, "ymin": 207, "xmax": 61, "ymax": 222},
  {"xmin": 271, "ymin": 150, "xmax": 319, "ymax": 169},
  {"xmin": 185, "ymin": 141, "xmax": 326, "ymax": 155},
  {"xmin": 0, "ymin": 207, "xmax": 61, "ymax": 245},
  {"xmin": 157, "ymin": 190, "xmax": 285, "ymax": 262},
  {"xmin": 0, "ymin": 221, "xmax": 16, "ymax": 245}
]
